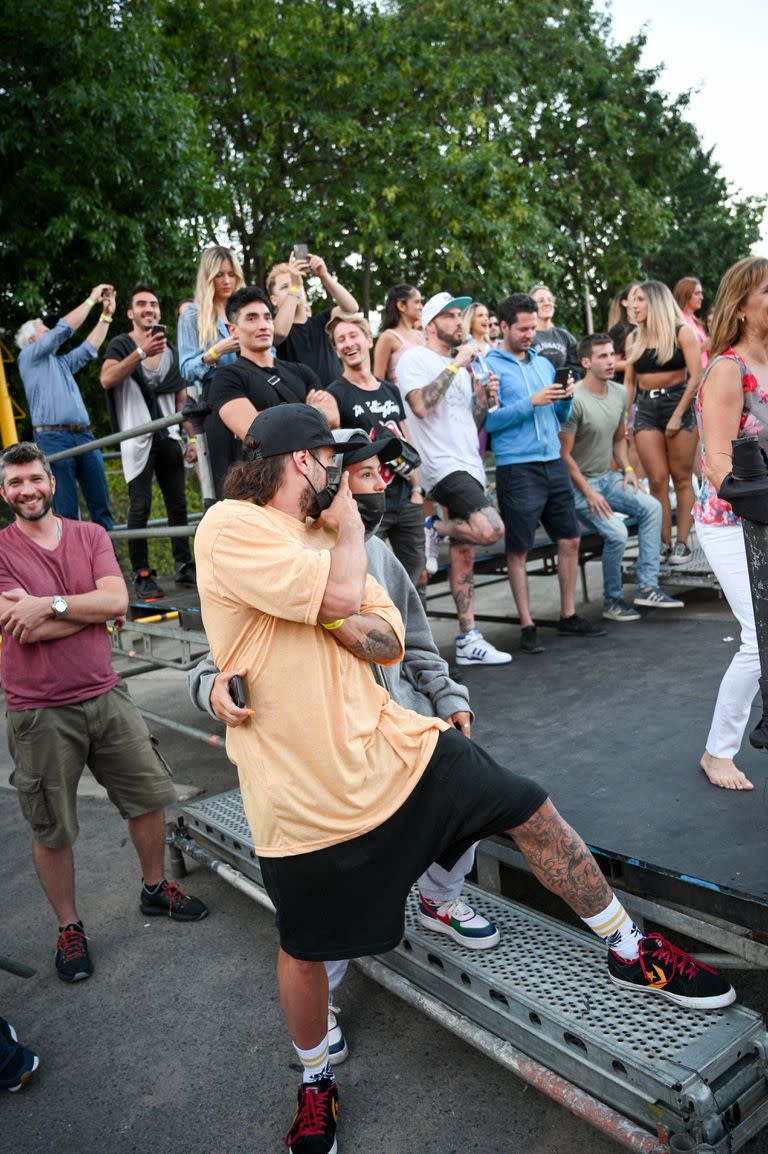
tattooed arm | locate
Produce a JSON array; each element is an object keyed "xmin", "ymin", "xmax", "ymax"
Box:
[
  {"xmin": 324, "ymin": 612, "xmax": 403, "ymax": 665},
  {"xmin": 406, "ymin": 344, "xmax": 476, "ymax": 419}
]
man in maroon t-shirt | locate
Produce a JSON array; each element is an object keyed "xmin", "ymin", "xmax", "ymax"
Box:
[{"xmin": 0, "ymin": 443, "xmax": 208, "ymax": 984}]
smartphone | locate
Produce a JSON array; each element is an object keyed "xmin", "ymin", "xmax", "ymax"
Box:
[
  {"xmin": 554, "ymin": 367, "xmax": 573, "ymax": 388},
  {"xmin": 229, "ymin": 674, "xmax": 247, "ymax": 709},
  {"xmin": 292, "ymin": 243, "xmax": 309, "ymax": 263},
  {"xmin": 150, "ymin": 324, "xmax": 167, "ymax": 336}
]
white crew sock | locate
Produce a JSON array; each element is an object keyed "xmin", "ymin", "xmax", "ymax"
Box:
[
  {"xmin": 292, "ymin": 1035, "xmax": 333, "ymax": 1085},
  {"xmin": 582, "ymin": 895, "xmax": 643, "ymax": 960}
]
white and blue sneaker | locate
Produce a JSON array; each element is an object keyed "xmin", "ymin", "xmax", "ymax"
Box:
[
  {"xmin": 327, "ymin": 1005, "xmax": 348, "ymax": 1065},
  {"xmin": 455, "ymin": 628, "xmax": 512, "ymax": 666},
  {"xmin": 418, "ymin": 894, "xmax": 501, "ymax": 950}
]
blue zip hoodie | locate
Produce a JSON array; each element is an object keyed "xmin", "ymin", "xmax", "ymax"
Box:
[{"xmin": 486, "ymin": 346, "xmax": 573, "ymax": 465}]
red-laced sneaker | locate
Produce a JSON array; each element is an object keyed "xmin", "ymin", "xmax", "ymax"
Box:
[
  {"xmin": 55, "ymin": 923, "xmax": 93, "ymax": 983},
  {"xmin": 139, "ymin": 880, "xmax": 209, "ymax": 922},
  {"xmin": 284, "ymin": 1077, "xmax": 339, "ymax": 1154},
  {"xmin": 608, "ymin": 931, "xmax": 736, "ymax": 1009}
]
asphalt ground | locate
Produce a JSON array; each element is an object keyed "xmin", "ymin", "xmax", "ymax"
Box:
[{"xmin": 2, "ymin": 559, "xmax": 768, "ymax": 1153}]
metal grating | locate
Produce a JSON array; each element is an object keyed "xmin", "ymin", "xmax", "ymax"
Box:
[{"xmin": 179, "ymin": 789, "xmax": 768, "ymax": 1146}]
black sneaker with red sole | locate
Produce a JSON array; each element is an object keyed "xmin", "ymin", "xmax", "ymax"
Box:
[
  {"xmin": 608, "ymin": 932, "xmax": 735, "ymax": 1009},
  {"xmin": 285, "ymin": 1077, "xmax": 338, "ymax": 1154}
]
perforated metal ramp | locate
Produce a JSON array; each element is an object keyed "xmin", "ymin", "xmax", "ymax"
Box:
[{"xmin": 178, "ymin": 790, "xmax": 768, "ymax": 1151}]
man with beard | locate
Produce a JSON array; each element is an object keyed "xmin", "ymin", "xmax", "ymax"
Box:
[
  {"xmin": 397, "ymin": 292, "xmax": 512, "ymax": 665},
  {"xmin": 0, "ymin": 443, "xmax": 208, "ymax": 986},
  {"xmin": 194, "ymin": 404, "xmax": 735, "ymax": 1154}
]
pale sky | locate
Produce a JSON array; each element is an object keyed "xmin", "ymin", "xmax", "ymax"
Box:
[{"xmin": 598, "ymin": 0, "xmax": 768, "ymax": 247}]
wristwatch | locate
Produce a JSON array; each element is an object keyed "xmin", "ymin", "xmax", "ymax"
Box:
[
  {"xmin": 411, "ymin": 487, "xmax": 426, "ymax": 496},
  {"xmin": 51, "ymin": 596, "xmax": 69, "ymax": 619},
  {"xmin": 136, "ymin": 347, "xmax": 148, "ymax": 361}
]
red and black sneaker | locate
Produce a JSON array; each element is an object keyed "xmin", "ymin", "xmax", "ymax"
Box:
[
  {"xmin": 55, "ymin": 923, "xmax": 93, "ymax": 983},
  {"xmin": 140, "ymin": 880, "xmax": 209, "ymax": 922},
  {"xmin": 133, "ymin": 569, "xmax": 164, "ymax": 601},
  {"xmin": 608, "ymin": 932, "xmax": 735, "ymax": 1009},
  {"xmin": 284, "ymin": 1077, "xmax": 339, "ymax": 1154}
]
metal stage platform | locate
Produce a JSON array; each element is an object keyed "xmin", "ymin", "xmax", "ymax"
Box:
[{"xmin": 174, "ymin": 789, "xmax": 768, "ymax": 1153}]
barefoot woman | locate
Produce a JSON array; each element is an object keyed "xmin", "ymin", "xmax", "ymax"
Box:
[{"xmin": 695, "ymin": 256, "xmax": 768, "ymax": 790}]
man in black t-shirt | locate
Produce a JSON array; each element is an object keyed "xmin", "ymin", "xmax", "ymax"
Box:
[
  {"xmin": 100, "ymin": 284, "xmax": 194, "ymax": 599},
  {"xmin": 268, "ymin": 253, "xmax": 359, "ymax": 385},
  {"xmin": 206, "ymin": 287, "xmax": 340, "ymax": 499},
  {"xmin": 327, "ymin": 312, "xmax": 426, "ymax": 587}
]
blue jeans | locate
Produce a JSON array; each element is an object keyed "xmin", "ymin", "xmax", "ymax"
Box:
[
  {"xmin": 34, "ymin": 429, "xmax": 113, "ymax": 531},
  {"xmin": 573, "ymin": 471, "xmax": 662, "ymax": 603}
]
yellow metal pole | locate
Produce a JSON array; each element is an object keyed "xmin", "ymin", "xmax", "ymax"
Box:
[{"xmin": 0, "ymin": 339, "xmax": 19, "ymax": 448}]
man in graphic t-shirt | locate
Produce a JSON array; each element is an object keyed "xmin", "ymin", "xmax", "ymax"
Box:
[
  {"xmin": 326, "ymin": 312, "xmax": 426, "ymax": 587},
  {"xmin": 100, "ymin": 283, "xmax": 195, "ymax": 600},
  {"xmin": 205, "ymin": 286, "xmax": 340, "ymax": 498},
  {"xmin": 0, "ymin": 443, "xmax": 207, "ymax": 987},
  {"xmin": 397, "ymin": 292, "xmax": 511, "ymax": 666}
]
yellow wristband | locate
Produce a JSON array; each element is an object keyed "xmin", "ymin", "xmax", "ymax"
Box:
[
  {"xmin": 321, "ymin": 618, "xmax": 345, "ymax": 631},
  {"xmin": 288, "ymin": 285, "xmax": 302, "ymax": 296},
  {"xmin": 623, "ymin": 465, "xmax": 634, "ymax": 473},
  {"xmin": 207, "ymin": 347, "xmax": 220, "ymax": 362},
  {"xmin": 446, "ymin": 363, "xmax": 459, "ymax": 375},
  {"xmin": 100, "ymin": 314, "xmax": 113, "ymax": 323}
]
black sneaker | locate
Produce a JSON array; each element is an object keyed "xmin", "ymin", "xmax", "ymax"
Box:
[
  {"xmin": 0, "ymin": 1017, "xmax": 17, "ymax": 1045},
  {"xmin": 285, "ymin": 1077, "xmax": 339, "ymax": 1154},
  {"xmin": 1, "ymin": 1044, "xmax": 39, "ymax": 1093},
  {"xmin": 133, "ymin": 569, "xmax": 164, "ymax": 600},
  {"xmin": 140, "ymin": 880, "xmax": 209, "ymax": 922},
  {"xmin": 608, "ymin": 932, "xmax": 736, "ymax": 1009},
  {"xmin": 55, "ymin": 923, "xmax": 93, "ymax": 983},
  {"xmin": 557, "ymin": 614, "xmax": 607, "ymax": 638},
  {"xmin": 174, "ymin": 561, "xmax": 197, "ymax": 588},
  {"xmin": 520, "ymin": 625, "xmax": 545, "ymax": 654}
]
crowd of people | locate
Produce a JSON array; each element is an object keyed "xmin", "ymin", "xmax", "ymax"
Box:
[{"xmin": 3, "ymin": 252, "xmax": 767, "ymax": 1148}]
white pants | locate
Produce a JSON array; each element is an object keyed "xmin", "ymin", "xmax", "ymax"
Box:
[
  {"xmin": 324, "ymin": 843, "xmax": 479, "ymax": 997},
  {"xmin": 696, "ymin": 520, "xmax": 760, "ymax": 757}
]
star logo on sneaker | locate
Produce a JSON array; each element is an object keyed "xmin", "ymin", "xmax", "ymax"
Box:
[{"xmin": 646, "ymin": 963, "xmax": 669, "ymax": 988}]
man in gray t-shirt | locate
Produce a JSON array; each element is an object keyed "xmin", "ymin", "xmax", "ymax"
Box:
[{"xmin": 559, "ymin": 334, "xmax": 682, "ymax": 619}]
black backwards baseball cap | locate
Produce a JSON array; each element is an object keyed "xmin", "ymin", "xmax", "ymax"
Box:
[
  {"xmin": 245, "ymin": 404, "xmax": 337, "ymax": 460},
  {"xmin": 332, "ymin": 427, "xmax": 403, "ymax": 465}
]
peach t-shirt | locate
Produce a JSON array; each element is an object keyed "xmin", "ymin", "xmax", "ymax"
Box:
[{"xmin": 195, "ymin": 500, "xmax": 447, "ymax": 857}]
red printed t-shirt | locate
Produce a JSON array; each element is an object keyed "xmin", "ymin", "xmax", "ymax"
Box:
[{"xmin": 0, "ymin": 519, "xmax": 122, "ymax": 710}]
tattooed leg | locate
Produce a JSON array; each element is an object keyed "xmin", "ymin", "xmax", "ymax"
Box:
[
  {"xmin": 450, "ymin": 543, "xmax": 475, "ymax": 633},
  {"xmin": 440, "ymin": 504, "xmax": 503, "ymax": 547},
  {"xmin": 509, "ymin": 799, "xmax": 612, "ymax": 918}
]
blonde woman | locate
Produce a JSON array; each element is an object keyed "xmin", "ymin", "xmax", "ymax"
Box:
[
  {"xmin": 694, "ymin": 256, "xmax": 768, "ymax": 790},
  {"xmin": 625, "ymin": 281, "xmax": 702, "ymax": 564},
  {"xmin": 177, "ymin": 246, "xmax": 244, "ymax": 501},
  {"xmin": 462, "ymin": 301, "xmax": 493, "ymax": 353}
]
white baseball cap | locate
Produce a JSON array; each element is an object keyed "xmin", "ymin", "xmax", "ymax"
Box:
[{"xmin": 421, "ymin": 291, "xmax": 472, "ymax": 329}]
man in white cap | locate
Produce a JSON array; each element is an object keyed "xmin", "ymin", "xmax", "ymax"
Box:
[{"xmin": 397, "ymin": 292, "xmax": 512, "ymax": 665}]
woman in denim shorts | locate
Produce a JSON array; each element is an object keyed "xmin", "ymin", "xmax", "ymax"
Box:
[{"xmin": 625, "ymin": 280, "xmax": 703, "ymax": 565}]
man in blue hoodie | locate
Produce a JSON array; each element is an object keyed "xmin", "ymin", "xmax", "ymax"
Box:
[{"xmin": 487, "ymin": 294, "xmax": 606, "ymax": 654}]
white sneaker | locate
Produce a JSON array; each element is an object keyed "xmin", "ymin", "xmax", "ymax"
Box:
[
  {"xmin": 668, "ymin": 542, "xmax": 692, "ymax": 566},
  {"xmin": 455, "ymin": 628, "xmax": 512, "ymax": 666},
  {"xmin": 424, "ymin": 517, "xmax": 442, "ymax": 575},
  {"xmin": 418, "ymin": 893, "xmax": 501, "ymax": 949},
  {"xmin": 327, "ymin": 1005, "xmax": 348, "ymax": 1065}
]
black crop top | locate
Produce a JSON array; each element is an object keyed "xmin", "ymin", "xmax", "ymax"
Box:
[{"xmin": 634, "ymin": 327, "xmax": 686, "ymax": 375}]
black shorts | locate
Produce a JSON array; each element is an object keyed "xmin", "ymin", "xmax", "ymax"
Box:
[
  {"xmin": 633, "ymin": 384, "xmax": 695, "ymax": 434},
  {"xmin": 431, "ymin": 471, "xmax": 489, "ymax": 522},
  {"xmin": 496, "ymin": 458, "xmax": 579, "ymax": 553},
  {"xmin": 258, "ymin": 728, "xmax": 548, "ymax": 961}
]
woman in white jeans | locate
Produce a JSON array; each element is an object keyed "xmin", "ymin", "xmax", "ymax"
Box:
[{"xmin": 695, "ymin": 256, "xmax": 768, "ymax": 790}]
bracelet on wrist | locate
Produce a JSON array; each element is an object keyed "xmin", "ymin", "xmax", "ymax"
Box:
[
  {"xmin": 411, "ymin": 486, "xmax": 426, "ymax": 496},
  {"xmin": 623, "ymin": 465, "xmax": 634, "ymax": 473},
  {"xmin": 288, "ymin": 285, "xmax": 302, "ymax": 296},
  {"xmin": 321, "ymin": 618, "xmax": 345, "ymax": 631},
  {"xmin": 187, "ymin": 437, "xmax": 197, "ymax": 444},
  {"xmin": 100, "ymin": 314, "xmax": 112, "ymax": 324},
  {"xmin": 85, "ymin": 296, "xmax": 96, "ymax": 307},
  {"xmin": 446, "ymin": 363, "xmax": 459, "ymax": 375},
  {"xmin": 206, "ymin": 346, "xmax": 220, "ymax": 362}
]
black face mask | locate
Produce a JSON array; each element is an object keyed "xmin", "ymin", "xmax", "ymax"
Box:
[
  {"xmin": 353, "ymin": 491, "xmax": 386, "ymax": 534},
  {"xmin": 305, "ymin": 453, "xmax": 341, "ymax": 516}
]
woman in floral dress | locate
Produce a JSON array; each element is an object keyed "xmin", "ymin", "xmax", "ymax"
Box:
[{"xmin": 695, "ymin": 256, "xmax": 768, "ymax": 790}]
